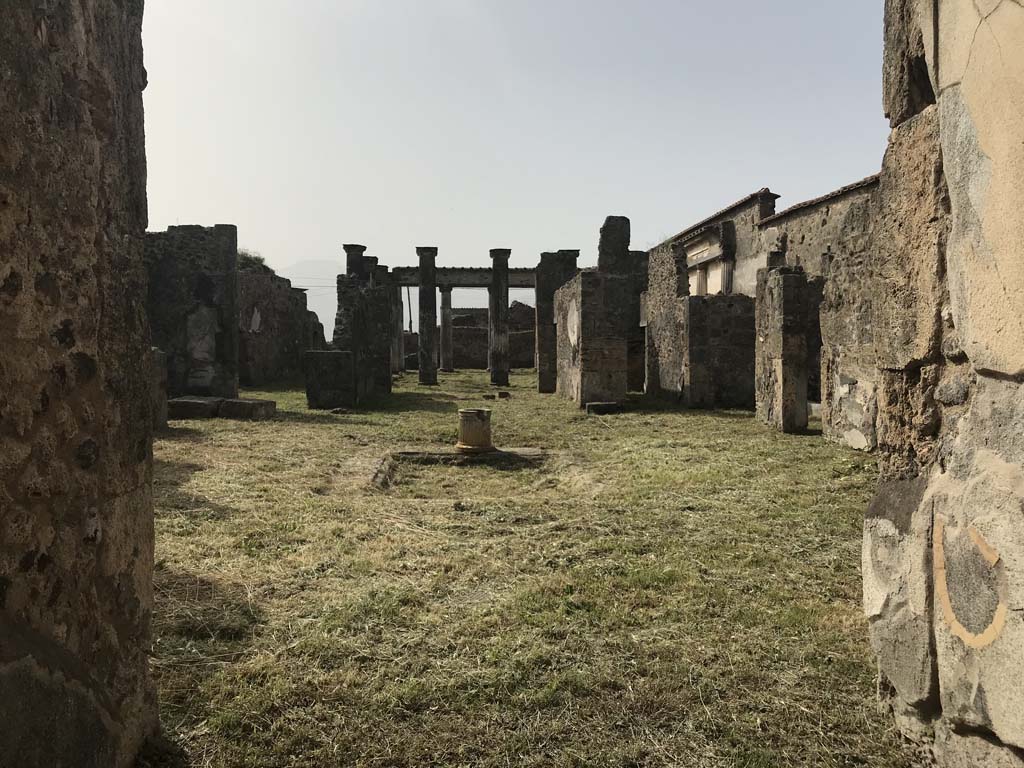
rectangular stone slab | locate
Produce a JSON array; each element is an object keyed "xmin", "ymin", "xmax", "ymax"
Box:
[
  {"xmin": 219, "ymin": 399, "xmax": 277, "ymax": 421},
  {"xmin": 168, "ymin": 396, "xmax": 225, "ymax": 420}
]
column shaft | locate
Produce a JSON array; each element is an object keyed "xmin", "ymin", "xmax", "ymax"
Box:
[
  {"xmin": 417, "ymin": 248, "xmax": 438, "ymax": 385},
  {"xmin": 440, "ymin": 287, "xmax": 455, "ymax": 372},
  {"xmin": 489, "ymin": 249, "xmax": 511, "ymax": 386}
]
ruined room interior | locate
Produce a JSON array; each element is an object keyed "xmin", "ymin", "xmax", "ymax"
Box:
[{"xmin": 2, "ymin": 2, "xmax": 1022, "ymax": 766}]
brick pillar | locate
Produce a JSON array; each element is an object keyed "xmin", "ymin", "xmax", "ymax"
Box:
[
  {"xmin": 755, "ymin": 265, "xmax": 809, "ymax": 433},
  {"xmin": 417, "ymin": 247, "xmax": 438, "ymax": 385},
  {"xmin": 344, "ymin": 243, "xmax": 368, "ymax": 281},
  {"xmin": 489, "ymin": 248, "xmax": 511, "ymax": 386},
  {"xmin": 440, "ymin": 286, "xmax": 454, "ymax": 372},
  {"xmin": 535, "ymin": 250, "xmax": 579, "ymax": 393}
]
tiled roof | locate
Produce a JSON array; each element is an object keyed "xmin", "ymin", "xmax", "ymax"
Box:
[
  {"xmin": 758, "ymin": 174, "xmax": 880, "ymax": 227},
  {"xmin": 656, "ymin": 188, "xmax": 779, "ymax": 248}
]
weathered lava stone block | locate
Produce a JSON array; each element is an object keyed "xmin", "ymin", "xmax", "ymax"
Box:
[
  {"xmin": 0, "ymin": 3, "xmax": 157, "ymax": 764},
  {"xmin": 304, "ymin": 350, "xmax": 357, "ymax": 410}
]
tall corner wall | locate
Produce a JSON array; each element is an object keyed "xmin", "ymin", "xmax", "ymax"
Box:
[
  {"xmin": 0, "ymin": 3, "xmax": 157, "ymax": 765},
  {"xmin": 864, "ymin": 1, "xmax": 1024, "ymax": 765},
  {"xmin": 145, "ymin": 224, "xmax": 240, "ymax": 398},
  {"xmin": 554, "ymin": 271, "xmax": 629, "ymax": 407},
  {"xmin": 644, "ymin": 241, "xmax": 690, "ymax": 397}
]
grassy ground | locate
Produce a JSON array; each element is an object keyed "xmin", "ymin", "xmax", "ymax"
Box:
[{"xmin": 141, "ymin": 371, "xmax": 922, "ymax": 768}]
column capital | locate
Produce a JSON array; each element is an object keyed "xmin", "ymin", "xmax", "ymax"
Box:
[
  {"xmin": 416, "ymin": 246, "xmax": 438, "ymax": 258},
  {"xmin": 490, "ymin": 248, "xmax": 511, "ymax": 260},
  {"xmin": 439, "ymin": 284, "xmax": 454, "ymax": 294},
  {"xmin": 342, "ymin": 243, "xmax": 367, "ymax": 256}
]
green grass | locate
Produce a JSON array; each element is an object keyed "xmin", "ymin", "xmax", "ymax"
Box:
[{"xmin": 141, "ymin": 371, "xmax": 922, "ymax": 767}]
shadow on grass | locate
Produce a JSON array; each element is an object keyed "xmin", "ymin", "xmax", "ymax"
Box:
[
  {"xmin": 621, "ymin": 395, "xmax": 756, "ymax": 420},
  {"xmin": 137, "ymin": 566, "xmax": 266, "ymax": 768},
  {"xmin": 154, "ymin": 458, "xmax": 239, "ymax": 522},
  {"xmin": 372, "ymin": 389, "xmax": 462, "ymax": 414},
  {"xmin": 154, "ymin": 425, "xmax": 207, "ymax": 442}
]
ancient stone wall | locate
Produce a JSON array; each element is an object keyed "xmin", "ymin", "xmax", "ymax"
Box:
[
  {"xmin": 239, "ymin": 269, "xmax": 326, "ymax": 387},
  {"xmin": 645, "ymin": 243, "xmax": 755, "ymax": 409},
  {"xmin": 864, "ymin": 2, "xmax": 1024, "ymax": 765},
  {"xmin": 555, "ymin": 270, "xmax": 630, "ymax": 407},
  {"xmin": 303, "ymin": 351, "xmax": 357, "ymax": 410},
  {"xmin": 536, "ymin": 251, "xmax": 580, "ymax": 392},
  {"xmin": 682, "ymin": 295, "xmax": 756, "ymax": 410},
  {"xmin": 626, "ymin": 251, "xmax": 650, "ymax": 392},
  {"xmin": 152, "ymin": 348, "xmax": 169, "ymax": 431},
  {"xmin": 644, "ymin": 242, "xmax": 689, "ymax": 396},
  {"xmin": 333, "ymin": 276, "xmax": 391, "ymax": 405},
  {"xmin": 0, "ymin": 3, "xmax": 156, "ymax": 764},
  {"xmin": 146, "ymin": 225, "xmax": 240, "ymax": 398},
  {"xmin": 364, "ymin": 285, "xmax": 394, "ymax": 395},
  {"xmin": 758, "ymin": 178, "xmax": 879, "ymax": 278},
  {"xmin": 449, "ymin": 302, "xmax": 535, "ymax": 370}
]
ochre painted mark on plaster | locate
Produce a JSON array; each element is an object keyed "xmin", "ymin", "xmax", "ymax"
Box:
[{"xmin": 933, "ymin": 517, "xmax": 1008, "ymax": 649}]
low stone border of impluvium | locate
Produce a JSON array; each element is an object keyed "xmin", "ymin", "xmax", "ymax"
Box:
[{"xmin": 369, "ymin": 447, "xmax": 547, "ymax": 491}]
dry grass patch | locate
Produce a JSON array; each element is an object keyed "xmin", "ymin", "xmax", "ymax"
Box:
[{"xmin": 141, "ymin": 371, "xmax": 923, "ymax": 768}]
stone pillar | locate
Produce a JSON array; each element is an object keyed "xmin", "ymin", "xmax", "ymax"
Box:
[
  {"xmin": 440, "ymin": 286, "xmax": 455, "ymax": 373},
  {"xmin": 366, "ymin": 257, "xmax": 380, "ymax": 285},
  {"xmin": 535, "ymin": 250, "xmax": 579, "ymax": 393},
  {"xmin": 0, "ymin": 3, "xmax": 157, "ymax": 764},
  {"xmin": 417, "ymin": 247, "xmax": 438, "ymax": 385},
  {"xmin": 392, "ymin": 284, "xmax": 405, "ymax": 373},
  {"xmin": 721, "ymin": 259, "xmax": 735, "ymax": 296},
  {"xmin": 489, "ymin": 248, "xmax": 511, "ymax": 386},
  {"xmin": 755, "ymin": 265, "xmax": 809, "ymax": 433},
  {"xmin": 344, "ymin": 243, "xmax": 368, "ymax": 281},
  {"xmin": 695, "ymin": 267, "xmax": 708, "ymax": 296}
]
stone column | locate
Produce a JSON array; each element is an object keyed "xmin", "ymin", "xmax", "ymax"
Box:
[
  {"xmin": 417, "ymin": 247, "xmax": 438, "ymax": 385},
  {"xmin": 0, "ymin": 3, "xmax": 157, "ymax": 764},
  {"xmin": 344, "ymin": 243, "xmax": 368, "ymax": 281},
  {"xmin": 489, "ymin": 248, "xmax": 511, "ymax": 386},
  {"xmin": 535, "ymin": 250, "xmax": 579, "ymax": 393},
  {"xmin": 755, "ymin": 265, "xmax": 809, "ymax": 433},
  {"xmin": 393, "ymin": 284, "xmax": 405, "ymax": 372},
  {"xmin": 368, "ymin": 260, "xmax": 383, "ymax": 287},
  {"xmin": 440, "ymin": 286, "xmax": 455, "ymax": 372}
]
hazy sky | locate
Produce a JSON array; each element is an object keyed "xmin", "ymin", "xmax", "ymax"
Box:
[{"xmin": 143, "ymin": 1, "xmax": 888, "ymax": 333}]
